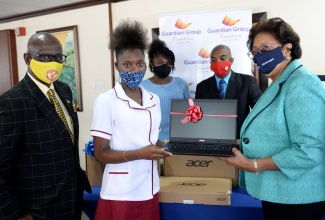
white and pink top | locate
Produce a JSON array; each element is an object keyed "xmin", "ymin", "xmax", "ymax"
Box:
[{"xmin": 90, "ymin": 83, "xmax": 161, "ymax": 201}]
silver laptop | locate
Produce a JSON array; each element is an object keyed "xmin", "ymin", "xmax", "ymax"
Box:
[{"xmin": 163, "ymin": 99, "xmax": 238, "ymax": 157}]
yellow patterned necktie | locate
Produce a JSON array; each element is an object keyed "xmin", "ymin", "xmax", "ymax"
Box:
[{"xmin": 47, "ymin": 89, "xmax": 74, "ymax": 144}]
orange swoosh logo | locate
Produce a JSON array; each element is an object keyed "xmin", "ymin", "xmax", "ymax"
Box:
[
  {"xmin": 175, "ymin": 18, "xmax": 192, "ymax": 29},
  {"xmin": 198, "ymin": 48, "xmax": 210, "ymax": 58},
  {"xmin": 222, "ymin": 15, "xmax": 240, "ymax": 26}
]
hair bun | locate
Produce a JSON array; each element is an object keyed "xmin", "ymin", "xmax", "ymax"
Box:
[{"xmin": 149, "ymin": 39, "xmax": 167, "ymax": 51}]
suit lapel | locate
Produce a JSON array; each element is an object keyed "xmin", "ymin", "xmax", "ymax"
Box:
[
  {"xmin": 241, "ymin": 60, "xmax": 303, "ymax": 133},
  {"xmin": 241, "ymin": 82, "xmax": 279, "ymax": 131},
  {"xmin": 23, "ymin": 75, "xmax": 74, "ymax": 145},
  {"xmin": 207, "ymin": 76, "xmax": 220, "ymax": 99},
  {"xmin": 226, "ymin": 71, "xmax": 237, "ymax": 99}
]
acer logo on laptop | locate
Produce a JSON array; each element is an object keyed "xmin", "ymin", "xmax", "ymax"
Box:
[
  {"xmin": 199, "ymin": 139, "xmax": 205, "ymax": 142},
  {"xmin": 177, "ymin": 182, "xmax": 206, "ymax": 186},
  {"xmin": 186, "ymin": 160, "xmax": 213, "ymax": 167}
]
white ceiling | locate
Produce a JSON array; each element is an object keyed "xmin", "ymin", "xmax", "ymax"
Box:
[
  {"xmin": 0, "ymin": 0, "xmax": 88, "ymax": 18},
  {"xmin": 0, "ymin": 0, "xmax": 129, "ymax": 23}
]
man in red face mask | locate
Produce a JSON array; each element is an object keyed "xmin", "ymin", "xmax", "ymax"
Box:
[{"xmin": 195, "ymin": 44, "xmax": 262, "ymax": 139}]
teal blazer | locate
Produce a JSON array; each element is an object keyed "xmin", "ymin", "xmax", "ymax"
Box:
[{"xmin": 240, "ymin": 59, "xmax": 325, "ymax": 204}]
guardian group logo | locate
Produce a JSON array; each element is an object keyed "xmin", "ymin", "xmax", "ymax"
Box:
[
  {"xmin": 206, "ymin": 15, "xmax": 250, "ymax": 34},
  {"xmin": 198, "ymin": 48, "xmax": 210, "ymax": 58},
  {"xmin": 160, "ymin": 18, "xmax": 201, "ymax": 37},
  {"xmin": 184, "ymin": 48, "xmax": 209, "ymax": 65},
  {"xmin": 222, "ymin": 15, "xmax": 240, "ymax": 26},
  {"xmin": 175, "ymin": 18, "xmax": 192, "ymax": 29}
]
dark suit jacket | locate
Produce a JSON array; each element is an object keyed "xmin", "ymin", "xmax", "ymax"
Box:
[
  {"xmin": 0, "ymin": 74, "xmax": 91, "ymax": 220},
  {"xmin": 195, "ymin": 71, "xmax": 262, "ymax": 139}
]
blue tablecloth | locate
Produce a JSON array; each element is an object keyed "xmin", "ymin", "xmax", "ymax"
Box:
[
  {"xmin": 83, "ymin": 186, "xmax": 101, "ymax": 219},
  {"xmin": 83, "ymin": 187, "xmax": 262, "ymax": 220},
  {"xmin": 83, "ymin": 187, "xmax": 325, "ymax": 220}
]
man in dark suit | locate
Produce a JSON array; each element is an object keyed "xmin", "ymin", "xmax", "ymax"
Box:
[
  {"xmin": 0, "ymin": 32, "xmax": 91, "ymax": 220},
  {"xmin": 195, "ymin": 44, "xmax": 262, "ymax": 139}
]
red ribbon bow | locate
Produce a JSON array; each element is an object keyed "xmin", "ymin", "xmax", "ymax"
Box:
[
  {"xmin": 170, "ymin": 99, "xmax": 237, "ymax": 124},
  {"xmin": 185, "ymin": 104, "xmax": 202, "ymax": 123},
  {"xmin": 180, "ymin": 99, "xmax": 202, "ymax": 123}
]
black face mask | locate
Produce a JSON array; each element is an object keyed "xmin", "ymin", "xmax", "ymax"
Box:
[{"xmin": 153, "ymin": 64, "xmax": 172, "ymax": 79}]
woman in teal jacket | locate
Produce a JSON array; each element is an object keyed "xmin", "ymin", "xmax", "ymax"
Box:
[{"xmin": 218, "ymin": 17, "xmax": 325, "ymax": 220}]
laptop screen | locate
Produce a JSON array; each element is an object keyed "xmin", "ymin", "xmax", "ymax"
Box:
[{"xmin": 169, "ymin": 99, "xmax": 237, "ymax": 144}]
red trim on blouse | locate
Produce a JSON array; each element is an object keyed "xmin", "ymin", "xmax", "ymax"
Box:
[
  {"xmin": 90, "ymin": 129, "xmax": 112, "ymax": 136},
  {"xmin": 108, "ymin": 172, "xmax": 129, "ymax": 174}
]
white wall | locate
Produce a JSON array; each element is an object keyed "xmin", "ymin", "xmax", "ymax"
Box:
[
  {"xmin": 0, "ymin": 4, "xmax": 111, "ymax": 170},
  {"xmin": 112, "ymin": 0, "xmax": 325, "ymax": 76},
  {"xmin": 0, "ymin": 0, "xmax": 324, "ymax": 170}
]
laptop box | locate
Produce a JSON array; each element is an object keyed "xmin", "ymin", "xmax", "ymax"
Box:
[
  {"xmin": 85, "ymin": 155, "xmax": 104, "ymax": 186},
  {"xmin": 163, "ymin": 154, "xmax": 238, "ymax": 186},
  {"xmin": 163, "ymin": 99, "xmax": 238, "ymax": 156},
  {"xmin": 159, "ymin": 176, "xmax": 232, "ymax": 206}
]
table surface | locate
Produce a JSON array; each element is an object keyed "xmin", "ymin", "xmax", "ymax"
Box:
[
  {"xmin": 83, "ymin": 186, "xmax": 263, "ymax": 220},
  {"xmin": 83, "ymin": 186, "xmax": 325, "ymax": 220}
]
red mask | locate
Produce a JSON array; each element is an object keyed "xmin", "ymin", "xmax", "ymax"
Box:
[{"xmin": 210, "ymin": 61, "xmax": 231, "ymax": 78}]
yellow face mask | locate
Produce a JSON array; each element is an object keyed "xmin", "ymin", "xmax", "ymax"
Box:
[{"xmin": 30, "ymin": 59, "xmax": 63, "ymax": 84}]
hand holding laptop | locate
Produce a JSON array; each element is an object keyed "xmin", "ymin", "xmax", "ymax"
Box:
[
  {"xmin": 138, "ymin": 144, "xmax": 172, "ymax": 160},
  {"xmin": 216, "ymin": 147, "xmax": 255, "ymax": 172}
]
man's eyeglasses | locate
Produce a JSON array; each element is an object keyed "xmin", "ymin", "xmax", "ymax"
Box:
[
  {"xmin": 247, "ymin": 44, "xmax": 276, "ymax": 59},
  {"xmin": 28, "ymin": 52, "xmax": 67, "ymax": 63}
]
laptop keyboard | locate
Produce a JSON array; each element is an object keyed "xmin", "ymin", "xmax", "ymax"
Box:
[{"xmin": 168, "ymin": 142, "xmax": 235, "ymax": 156}]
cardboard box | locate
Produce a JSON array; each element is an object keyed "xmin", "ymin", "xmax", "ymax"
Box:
[
  {"xmin": 85, "ymin": 155, "xmax": 104, "ymax": 186},
  {"xmin": 159, "ymin": 176, "xmax": 232, "ymax": 206},
  {"xmin": 158, "ymin": 159, "xmax": 163, "ymax": 176},
  {"xmin": 164, "ymin": 155, "xmax": 238, "ymax": 186}
]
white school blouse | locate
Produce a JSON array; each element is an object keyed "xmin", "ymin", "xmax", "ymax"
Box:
[{"xmin": 90, "ymin": 83, "xmax": 161, "ymax": 201}]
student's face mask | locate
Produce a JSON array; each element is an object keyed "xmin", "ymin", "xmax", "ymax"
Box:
[{"xmin": 118, "ymin": 69, "xmax": 146, "ymax": 90}]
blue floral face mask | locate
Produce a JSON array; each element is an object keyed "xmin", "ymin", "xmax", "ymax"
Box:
[
  {"xmin": 253, "ymin": 47, "xmax": 284, "ymax": 74},
  {"xmin": 118, "ymin": 69, "xmax": 146, "ymax": 90}
]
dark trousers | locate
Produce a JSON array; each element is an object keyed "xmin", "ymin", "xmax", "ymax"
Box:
[
  {"xmin": 262, "ymin": 200, "xmax": 325, "ymax": 220},
  {"xmin": 72, "ymin": 174, "xmax": 88, "ymax": 220}
]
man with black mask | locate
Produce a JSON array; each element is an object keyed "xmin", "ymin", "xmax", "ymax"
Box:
[{"xmin": 141, "ymin": 39, "xmax": 190, "ymax": 143}]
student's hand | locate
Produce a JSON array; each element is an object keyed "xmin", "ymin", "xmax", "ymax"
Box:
[{"xmin": 139, "ymin": 144, "xmax": 172, "ymax": 160}]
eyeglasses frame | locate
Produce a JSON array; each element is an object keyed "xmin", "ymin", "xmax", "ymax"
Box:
[
  {"xmin": 28, "ymin": 52, "xmax": 67, "ymax": 63},
  {"xmin": 247, "ymin": 44, "xmax": 280, "ymax": 59}
]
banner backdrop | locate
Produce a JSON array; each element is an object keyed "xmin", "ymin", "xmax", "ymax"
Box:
[{"xmin": 159, "ymin": 8, "xmax": 252, "ymax": 97}]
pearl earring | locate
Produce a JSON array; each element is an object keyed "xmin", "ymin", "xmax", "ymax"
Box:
[{"xmin": 284, "ymin": 56, "xmax": 290, "ymax": 60}]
